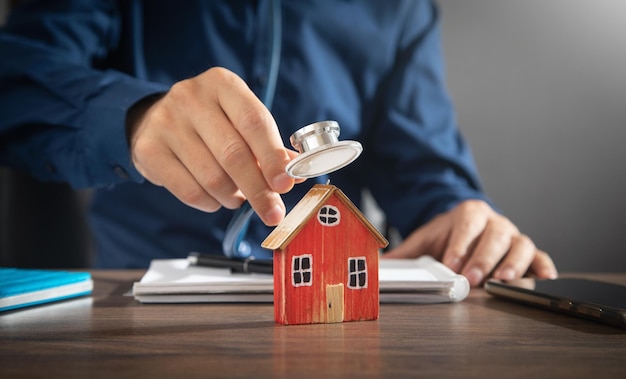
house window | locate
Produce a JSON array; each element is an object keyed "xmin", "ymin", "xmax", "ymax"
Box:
[
  {"xmin": 318, "ymin": 205, "xmax": 340, "ymax": 226},
  {"xmin": 348, "ymin": 257, "xmax": 368, "ymax": 289},
  {"xmin": 292, "ymin": 254, "xmax": 313, "ymax": 287}
]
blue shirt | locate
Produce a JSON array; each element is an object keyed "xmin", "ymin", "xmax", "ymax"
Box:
[{"xmin": 0, "ymin": 0, "xmax": 488, "ymax": 268}]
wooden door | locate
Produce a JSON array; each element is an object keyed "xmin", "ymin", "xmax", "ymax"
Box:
[{"xmin": 326, "ymin": 284, "xmax": 344, "ymax": 323}]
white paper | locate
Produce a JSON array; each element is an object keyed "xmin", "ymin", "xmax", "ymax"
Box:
[{"xmin": 133, "ymin": 255, "xmax": 469, "ymax": 303}]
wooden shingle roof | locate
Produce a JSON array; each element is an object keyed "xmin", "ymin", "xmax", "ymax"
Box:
[{"xmin": 261, "ymin": 184, "xmax": 389, "ymax": 251}]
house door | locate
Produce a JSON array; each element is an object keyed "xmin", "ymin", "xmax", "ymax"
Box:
[{"xmin": 326, "ymin": 284, "xmax": 344, "ymax": 323}]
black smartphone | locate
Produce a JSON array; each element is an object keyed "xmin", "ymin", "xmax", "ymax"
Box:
[{"xmin": 484, "ymin": 277, "xmax": 626, "ymax": 329}]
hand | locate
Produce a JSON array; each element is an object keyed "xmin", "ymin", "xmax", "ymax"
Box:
[
  {"xmin": 126, "ymin": 67, "xmax": 298, "ymax": 226},
  {"xmin": 383, "ymin": 199, "xmax": 558, "ymax": 286}
]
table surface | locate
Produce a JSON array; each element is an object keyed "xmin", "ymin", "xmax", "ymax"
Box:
[{"xmin": 1, "ymin": 271, "xmax": 625, "ymax": 379}]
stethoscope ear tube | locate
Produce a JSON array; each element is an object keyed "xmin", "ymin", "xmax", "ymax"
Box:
[
  {"xmin": 222, "ymin": 1, "xmax": 362, "ymax": 258},
  {"xmin": 223, "ymin": 0, "xmax": 282, "ymax": 258}
]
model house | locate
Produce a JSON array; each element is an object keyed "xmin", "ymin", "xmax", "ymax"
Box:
[{"xmin": 262, "ymin": 184, "xmax": 389, "ymax": 325}]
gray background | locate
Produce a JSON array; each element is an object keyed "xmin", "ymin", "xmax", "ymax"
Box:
[
  {"xmin": 1, "ymin": 1, "xmax": 625, "ymax": 271},
  {"xmin": 439, "ymin": 0, "xmax": 626, "ymax": 272}
]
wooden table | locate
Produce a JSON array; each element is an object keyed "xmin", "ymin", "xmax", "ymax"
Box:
[{"xmin": 1, "ymin": 271, "xmax": 625, "ymax": 379}]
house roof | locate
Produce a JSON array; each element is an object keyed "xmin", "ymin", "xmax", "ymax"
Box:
[{"xmin": 261, "ymin": 184, "xmax": 389, "ymax": 251}]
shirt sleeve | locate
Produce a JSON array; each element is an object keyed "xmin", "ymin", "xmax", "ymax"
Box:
[
  {"xmin": 0, "ymin": 1, "xmax": 168, "ymax": 188},
  {"xmin": 363, "ymin": 1, "xmax": 493, "ymax": 237}
]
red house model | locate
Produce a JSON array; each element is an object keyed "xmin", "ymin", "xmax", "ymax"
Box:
[{"xmin": 261, "ymin": 184, "xmax": 389, "ymax": 325}]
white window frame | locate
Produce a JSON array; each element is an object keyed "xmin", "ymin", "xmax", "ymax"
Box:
[
  {"xmin": 347, "ymin": 256, "xmax": 368, "ymax": 289},
  {"xmin": 292, "ymin": 254, "xmax": 313, "ymax": 287},
  {"xmin": 317, "ymin": 205, "xmax": 340, "ymax": 226}
]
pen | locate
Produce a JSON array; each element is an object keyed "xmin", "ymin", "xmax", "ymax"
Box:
[{"xmin": 187, "ymin": 252, "xmax": 274, "ymax": 275}]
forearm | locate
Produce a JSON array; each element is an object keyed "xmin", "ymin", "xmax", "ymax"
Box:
[
  {"xmin": 0, "ymin": 54, "xmax": 167, "ymax": 187},
  {"xmin": 0, "ymin": 3, "xmax": 168, "ymax": 188}
]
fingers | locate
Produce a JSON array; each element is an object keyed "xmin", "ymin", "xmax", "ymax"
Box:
[
  {"xmin": 491, "ymin": 234, "xmax": 536, "ymax": 280},
  {"xmin": 453, "ymin": 214, "xmax": 557, "ymax": 286},
  {"xmin": 162, "ymin": 119, "xmax": 245, "ymax": 210},
  {"xmin": 196, "ymin": 68, "xmax": 292, "ymax": 223},
  {"xmin": 383, "ymin": 213, "xmax": 446, "ymax": 259},
  {"xmin": 213, "ymin": 69, "xmax": 294, "ymax": 194},
  {"xmin": 128, "ymin": 67, "xmax": 298, "ymax": 226},
  {"xmin": 132, "ymin": 136, "xmax": 224, "ymax": 212},
  {"xmin": 398, "ymin": 199, "xmax": 559, "ymax": 287},
  {"xmin": 441, "ymin": 202, "xmax": 490, "ymax": 272},
  {"xmin": 196, "ymin": 98, "xmax": 285, "ymax": 224},
  {"xmin": 528, "ymin": 250, "xmax": 558, "ymax": 279},
  {"xmin": 130, "ymin": 81, "xmax": 247, "ymax": 212},
  {"xmin": 458, "ymin": 213, "xmax": 519, "ymax": 286}
]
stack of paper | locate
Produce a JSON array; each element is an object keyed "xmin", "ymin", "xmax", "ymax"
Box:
[
  {"xmin": 0, "ymin": 268, "xmax": 93, "ymax": 312},
  {"xmin": 132, "ymin": 255, "xmax": 469, "ymax": 304}
]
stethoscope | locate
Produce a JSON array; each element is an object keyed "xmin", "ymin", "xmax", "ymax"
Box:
[
  {"xmin": 222, "ymin": 119, "xmax": 362, "ymax": 257},
  {"xmin": 222, "ymin": 0, "xmax": 362, "ymax": 258}
]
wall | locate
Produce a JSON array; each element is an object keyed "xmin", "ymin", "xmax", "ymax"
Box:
[
  {"xmin": 439, "ymin": 0, "xmax": 626, "ymax": 271},
  {"xmin": 0, "ymin": 1, "xmax": 7, "ymax": 24}
]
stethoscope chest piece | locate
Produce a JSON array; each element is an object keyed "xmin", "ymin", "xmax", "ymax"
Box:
[{"xmin": 285, "ymin": 120, "xmax": 362, "ymax": 178}]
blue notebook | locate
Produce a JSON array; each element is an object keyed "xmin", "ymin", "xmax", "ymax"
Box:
[{"xmin": 0, "ymin": 268, "xmax": 93, "ymax": 312}]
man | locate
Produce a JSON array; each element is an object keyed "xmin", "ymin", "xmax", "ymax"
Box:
[{"xmin": 0, "ymin": 0, "xmax": 557, "ymax": 286}]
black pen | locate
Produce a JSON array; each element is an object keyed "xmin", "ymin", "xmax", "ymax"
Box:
[{"xmin": 187, "ymin": 252, "xmax": 273, "ymax": 275}]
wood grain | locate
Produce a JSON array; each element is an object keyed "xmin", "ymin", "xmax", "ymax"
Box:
[{"xmin": 0, "ymin": 271, "xmax": 624, "ymax": 379}]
